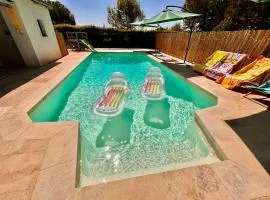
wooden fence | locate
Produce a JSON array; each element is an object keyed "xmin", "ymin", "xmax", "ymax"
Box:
[
  {"xmin": 55, "ymin": 31, "xmax": 68, "ymax": 57},
  {"xmin": 156, "ymin": 30, "xmax": 270, "ymax": 64}
]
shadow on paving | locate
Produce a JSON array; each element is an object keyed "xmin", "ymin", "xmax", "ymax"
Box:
[
  {"xmin": 161, "ymin": 62, "xmax": 200, "ymax": 79},
  {"xmin": 0, "ymin": 62, "xmax": 61, "ymax": 97},
  {"xmin": 231, "ymin": 88, "xmax": 270, "ymax": 107},
  {"xmin": 251, "ymin": 98, "xmax": 270, "ymax": 107},
  {"xmin": 226, "ymin": 110, "xmax": 270, "ymax": 174}
]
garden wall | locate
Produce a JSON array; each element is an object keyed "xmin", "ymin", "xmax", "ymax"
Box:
[{"xmin": 156, "ymin": 30, "xmax": 270, "ymax": 64}]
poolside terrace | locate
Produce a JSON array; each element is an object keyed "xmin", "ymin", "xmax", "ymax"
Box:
[{"xmin": 0, "ymin": 50, "xmax": 269, "ymax": 199}]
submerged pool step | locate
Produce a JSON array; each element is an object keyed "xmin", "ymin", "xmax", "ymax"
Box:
[{"xmin": 96, "ymin": 108, "xmax": 135, "ymax": 148}]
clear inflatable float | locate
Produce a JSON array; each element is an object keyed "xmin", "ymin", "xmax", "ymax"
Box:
[
  {"xmin": 93, "ymin": 72, "xmax": 130, "ymax": 117},
  {"xmin": 142, "ymin": 67, "xmax": 166, "ymax": 100}
]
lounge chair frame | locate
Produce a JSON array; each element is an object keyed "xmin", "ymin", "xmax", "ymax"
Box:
[
  {"xmin": 243, "ymin": 71, "xmax": 270, "ymax": 108},
  {"xmin": 243, "ymin": 91, "xmax": 270, "ymax": 109},
  {"xmin": 66, "ymin": 32, "xmax": 89, "ymax": 51}
]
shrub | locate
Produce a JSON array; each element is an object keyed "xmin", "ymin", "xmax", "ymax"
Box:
[{"xmin": 54, "ymin": 24, "xmax": 161, "ymax": 48}]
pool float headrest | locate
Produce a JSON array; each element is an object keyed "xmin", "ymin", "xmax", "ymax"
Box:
[
  {"xmin": 149, "ymin": 67, "xmax": 161, "ymax": 73},
  {"xmin": 111, "ymin": 72, "xmax": 125, "ymax": 80}
]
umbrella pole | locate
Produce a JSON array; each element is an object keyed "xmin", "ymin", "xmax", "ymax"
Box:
[
  {"xmin": 183, "ymin": 19, "xmax": 196, "ymax": 64},
  {"xmin": 183, "ymin": 29, "xmax": 192, "ymax": 64}
]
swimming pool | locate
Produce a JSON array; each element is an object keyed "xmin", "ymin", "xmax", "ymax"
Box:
[{"xmin": 29, "ymin": 52, "xmax": 219, "ymax": 186}]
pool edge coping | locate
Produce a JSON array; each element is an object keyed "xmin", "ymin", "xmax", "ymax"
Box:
[{"xmin": 0, "ymin": 50, "xmax": 269, "ymax": 199}]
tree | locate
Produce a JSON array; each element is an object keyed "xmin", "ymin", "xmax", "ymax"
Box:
[
  {"xmin": 170, "ymin": 23, "xmax": 183, "ymax": 31},
  {"xmin": 43, "ymin": 0, "xmax": 76, "ymax": 25},
  {"xmin": 214, "ymin": 0, "xmax": 270, "ymax": 31},
  {"xmin": 182, "ymin": 0, "xmax": 270, "ymax": 31},
  {"xmin": 182, "ymin": 0, "xmax": 229, "ymax": 31},
  {"xmin": 107, "ymin": 0, "xmax": 145, "ymax": 29}
]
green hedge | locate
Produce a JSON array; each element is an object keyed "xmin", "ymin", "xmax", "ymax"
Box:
[
  {"xmin": 54, "ymin": 24, "xmax": 164, "ymax": 33},
  {"xmin": 54, "ymin": 24, "xmax": 171, "ymax": 48}
]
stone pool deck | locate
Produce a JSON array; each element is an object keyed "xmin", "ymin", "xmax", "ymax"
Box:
[{"xmin": 0, "ymin": 50, "xmax": 269, "ymax": 200}]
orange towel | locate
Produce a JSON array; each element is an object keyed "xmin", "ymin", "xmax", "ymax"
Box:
[{"xmin": 221, "ymin": 56, "xmax": 270, "ymax": 89}]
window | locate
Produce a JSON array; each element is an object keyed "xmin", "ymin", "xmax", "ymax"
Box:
[{"xmin": 37, "ymin": 19, "xmax": 47, "ymax": 37}]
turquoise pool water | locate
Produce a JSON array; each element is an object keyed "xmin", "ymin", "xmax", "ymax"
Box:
[{"xmin": 29, "ymin": 52, "xmax": 219, "ymax": 186}]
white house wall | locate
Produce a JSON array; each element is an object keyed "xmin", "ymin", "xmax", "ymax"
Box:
[
  {"xmin": 0, "ymin": 5, "xmax": 40, "ymax": 67},
  {"xmin": 14, "ymin": 0, "xmax": 61, "ymax": 66}
]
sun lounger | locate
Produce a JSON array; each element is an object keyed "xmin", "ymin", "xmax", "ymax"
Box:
[
  {"xmin": 246, "ymin": 80, "xmax": 270, "ymax": 96},
  {"xmin": 93, "ymin": 72, "xmax": 130, "ymax": 117},
  {"xmin": 142, "ymin": 67, "xmax": 166, "ymax": 100},
  {"xmin": 192, "ymin": 50, "xmax": 229, "ymax": 73},
  {"xmin": 221, "ymin": 56, "xmax": 270, "ymax": 89},
  {"xmin": 153, "ymin": 54, "xmax": 177, "ymax": 62},
  {"xmin": 156, "ymin": 55, "xmax": 177, "ymax": 62},
  {"xmin": 149, "ymin": 51, "xmax": 178, "ymax": 63},
  {"xmin": 203, "ymin": 52, "xmax": 247, "ymax": 81},
  {"xmin": 243, "ymin": 80, "xmax": 270, "ymax": 107}
]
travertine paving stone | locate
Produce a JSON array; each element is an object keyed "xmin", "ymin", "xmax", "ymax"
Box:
[{"xmin": 0, "ymin": 51, "xmax": 269, "ymax": 200}]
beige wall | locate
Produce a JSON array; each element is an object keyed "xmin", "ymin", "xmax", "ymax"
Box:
[
  {"xmin": 0, "ymin": 5, "xmax": 39, "ymax": 67},
  {"xmin": 14, "ymin": 0, "xmax": 61, "ymax": 66},
  {"xmin": 0, "ymin": 13, "xmax": 26, "ymax": 68},
  {"xmin": 0, "ymin": 0, "xmax": 61, "ymax": 67}
]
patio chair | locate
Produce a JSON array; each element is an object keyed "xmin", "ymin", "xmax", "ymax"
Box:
[
  {"xmin": 243, "ymin": 80, "xmax": 270, "ymax": 108},
  {"xmin": 67, "ymin": 32, "xmax": 90, "ymax": 51},
  {"xmin": 246, "ymin": 80, "xmax": 270, "ymax": 96},
  {"xmin": 68, "ymin": 39, "xmax": 83, "ymax": 51},
  {"xmin": 192, "ymin": 50, "xmax": 229, "ymax": 73},
  {"xmin": 203, "ymin": 52, "xmax": 247, "ymax": 81},
  {"xmin": 221, "ymin": 56, "xmax": 270, "ymax": 89}
]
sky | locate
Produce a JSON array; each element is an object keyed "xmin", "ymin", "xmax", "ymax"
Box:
[{"xmin": 56, "ymin": 0, "xmax": 185, "ymax": 27}]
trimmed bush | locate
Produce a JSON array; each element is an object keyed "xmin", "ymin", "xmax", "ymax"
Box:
[{"xmin": 54, "ymin": 24, "xmax": 166, "ymax": 48}]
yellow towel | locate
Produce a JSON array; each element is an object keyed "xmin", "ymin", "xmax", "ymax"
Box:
[
  {"xmin": 193, "ymin": 50, "xmax": 229, "ymax": 73},
  {"xmin": 221, "ymin": 57, "xmax": 270, "ymax": 89}
]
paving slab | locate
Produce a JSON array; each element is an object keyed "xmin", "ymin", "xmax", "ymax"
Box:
[{"xmin": 0, "ymin": 50, "xmax": 269, "ymax": 200}]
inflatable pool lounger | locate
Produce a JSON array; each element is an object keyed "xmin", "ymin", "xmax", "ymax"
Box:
[
  {"xmin": 142, "ymin": 67, "xmax": 166, "ymax": 100},
  {"xmin": 93, "ymin": 72, "xmax": 129, "ymax": 117}
]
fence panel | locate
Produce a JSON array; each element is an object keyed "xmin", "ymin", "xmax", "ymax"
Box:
[
  {"xmin": 156, "ymin": 30, "xmax": 270, "ymax": 64},
  {"xmin": 55, "ymin": 31, "xmax": 68, "ymax": 57}
]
